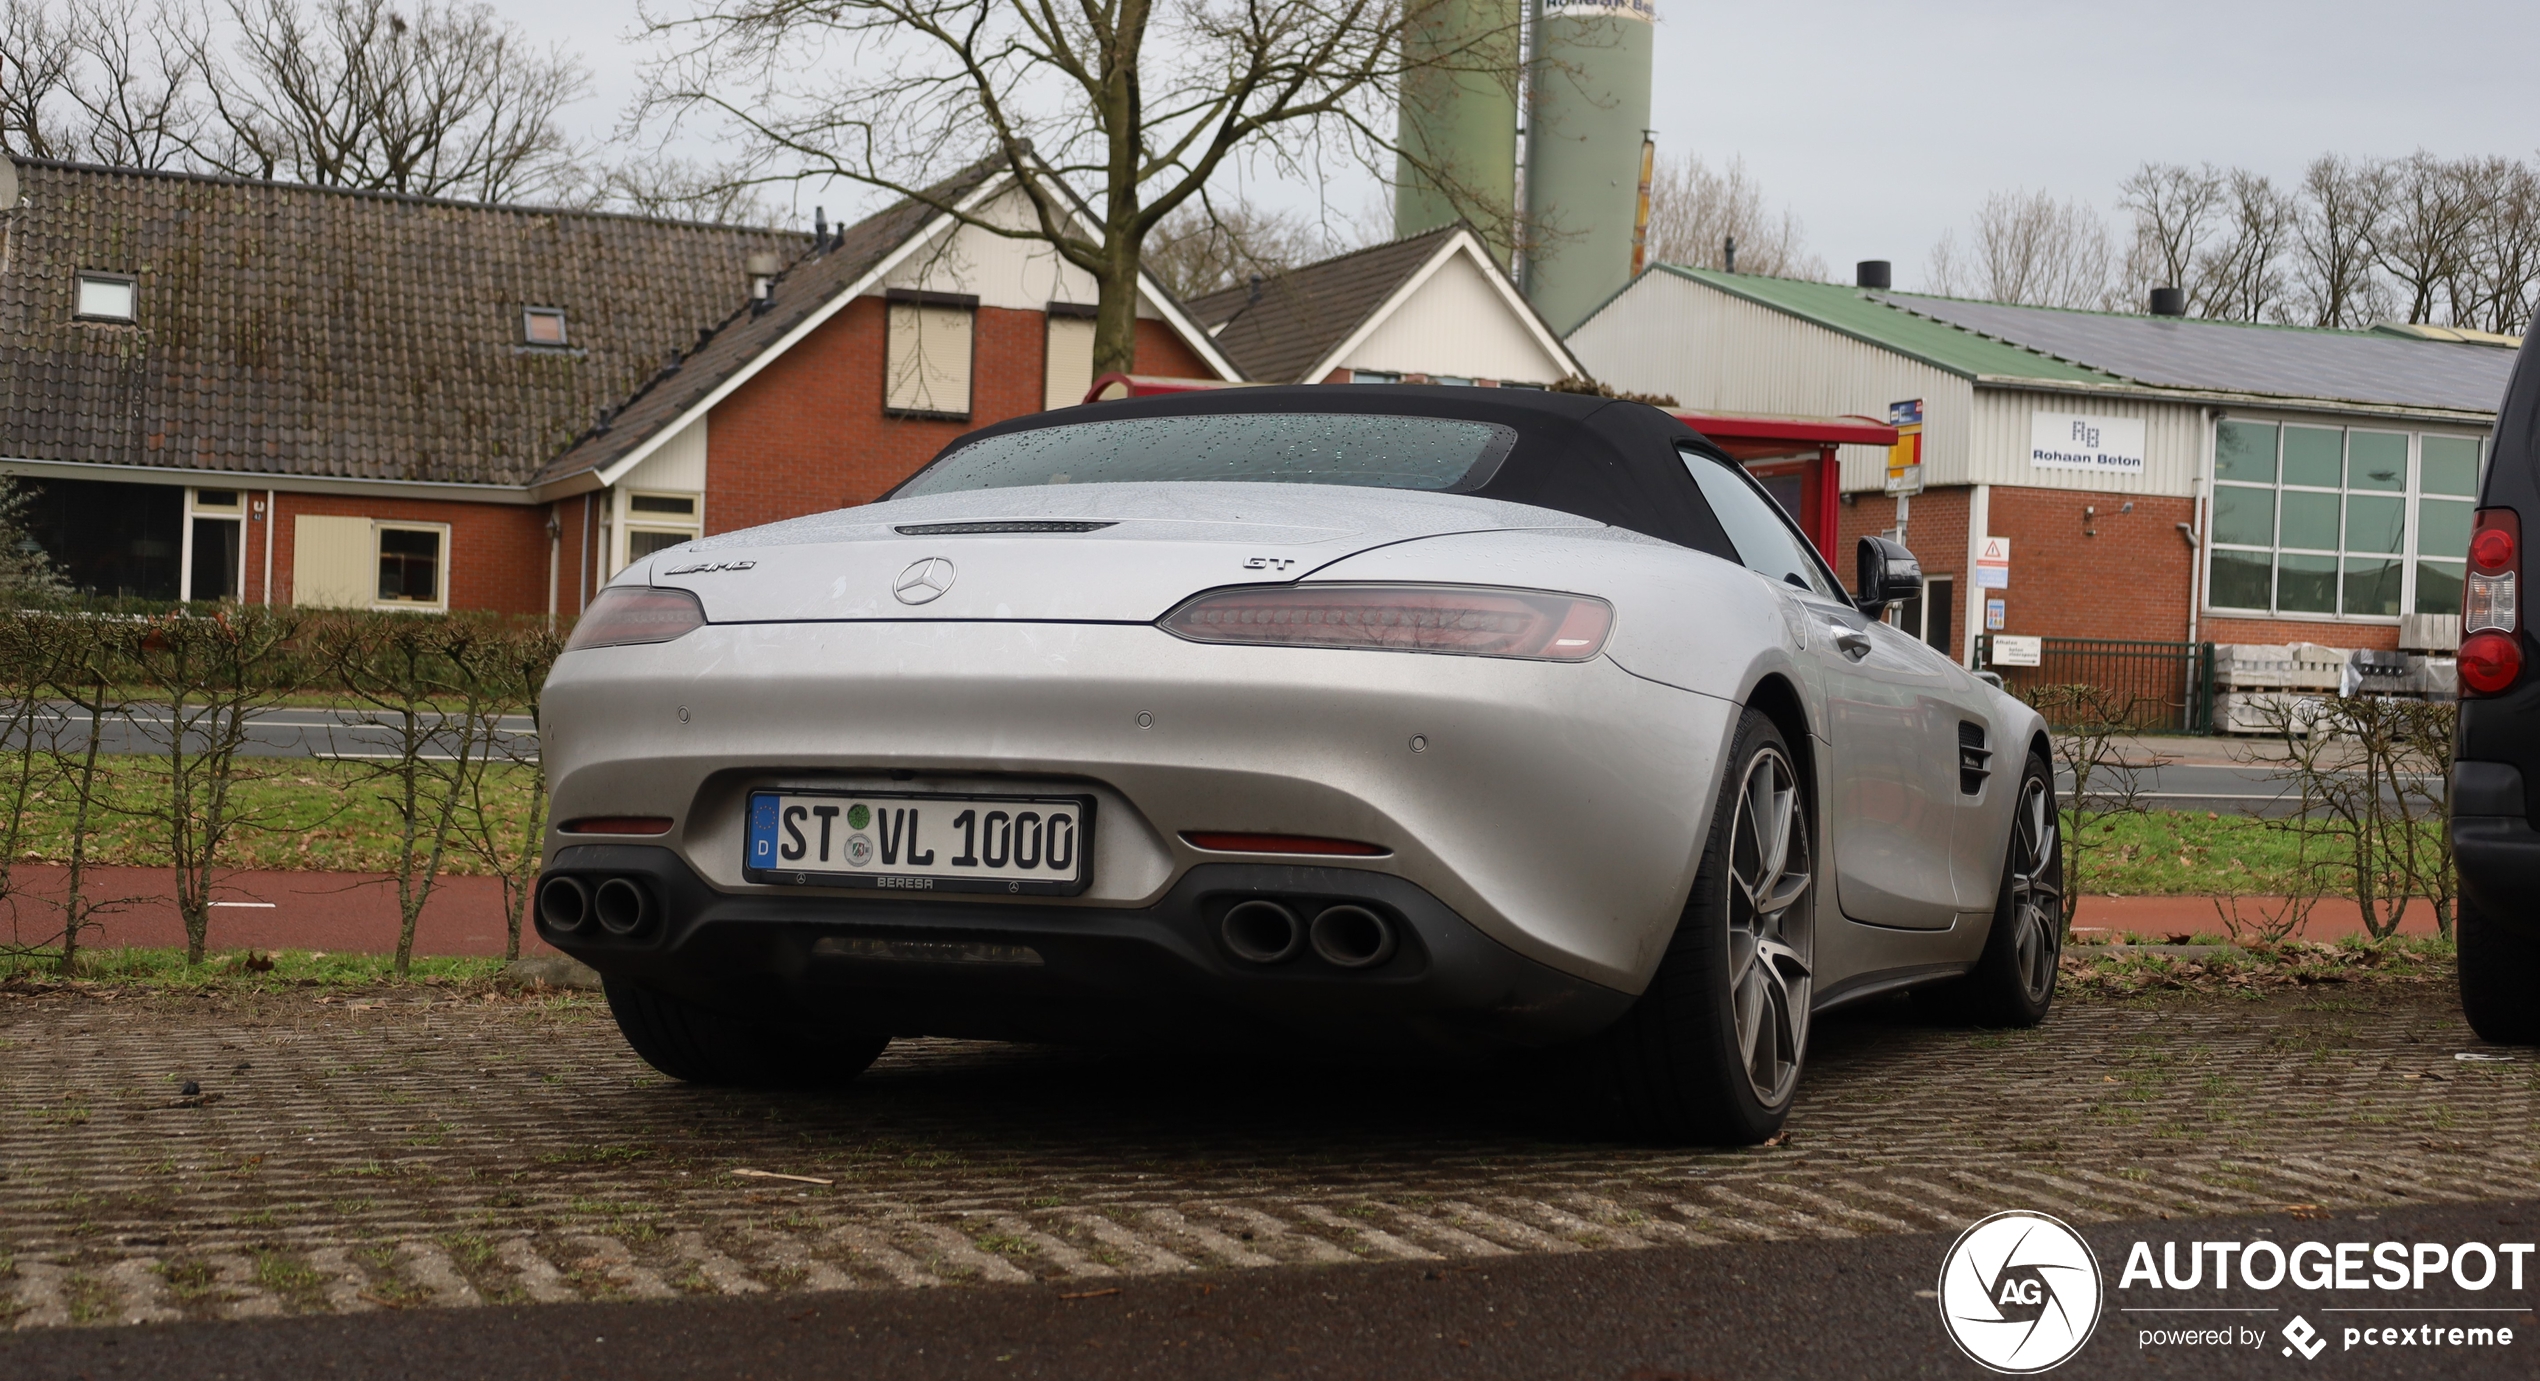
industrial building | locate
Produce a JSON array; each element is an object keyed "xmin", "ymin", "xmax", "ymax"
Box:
[{"xmin": 1566, "ymin": 265, "xmax": 2513, "ymax": 678}]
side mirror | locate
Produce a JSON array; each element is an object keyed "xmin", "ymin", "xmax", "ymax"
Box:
[{"xmin": 1855, "ymin": 535, "xmax": 1922, "ymax": 616}]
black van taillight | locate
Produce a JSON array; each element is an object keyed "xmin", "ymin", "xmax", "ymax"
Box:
[{"xmin": 2462, "ymin": 508, "xmax": 2522, "ymax": 696}]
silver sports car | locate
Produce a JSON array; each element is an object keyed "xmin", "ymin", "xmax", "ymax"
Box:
[{"xmin": 535, "ymin": 387, "xmax": 2059, "ymax": 1144}]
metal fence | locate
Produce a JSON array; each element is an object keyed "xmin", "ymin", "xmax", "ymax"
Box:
[{"xmin": 1977, "ymin": 636, "xmax": 2210, "ymax": 733}]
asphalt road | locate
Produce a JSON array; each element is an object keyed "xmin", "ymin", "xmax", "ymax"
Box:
[
  {"xmin": 33, "ymin": 703, "xmax": 539, "ymax": 761},
  {"xmin": 6, "ymin": 1198, "xmax": 2530, "ymax": 1380}
]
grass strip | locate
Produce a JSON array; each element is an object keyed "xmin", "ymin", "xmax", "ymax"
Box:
[{"xmin": 1, "ymin": 946, "xmax": 509, "ymax": 992}]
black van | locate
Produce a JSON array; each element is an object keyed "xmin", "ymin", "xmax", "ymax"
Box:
[{"xmin": 2454, "ymin": 335, "xmax": 2540, "ymax": 1043}]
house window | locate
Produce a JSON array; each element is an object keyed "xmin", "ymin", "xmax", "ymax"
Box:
[
  {"xmin": 183, "ymin": 489, "xmax": 246, "ymax": 602},
  {"xmin": 622, "ymin": 491, "xmax": 702, "ymax": 568},
  {"xmin": 76, "ymin": 273, "xmax": 137, "ymax": 322},
  {"xmin": 522, "ymin": 307, "xmax": 569, "ymax": 346},
  {"xmin": 377, "ymin": 526, "xmax": 445, "ymax": 604},
  {"xmin": 884, "ymin": 290, "xmax": 977, "ymax": 419},
  {"xmin": 1350, "ymin": 370, "xmax": 1402, "ymax": 384},
  {"xmin": 2207, "ymin": 419, "xmax": 2486, "ymax": 620},
  {"xmin": 291, "ymin": 517, "xmax": 450, "ymax": 610},
  {"xmin": 1043, "ymin": 306, "xmax": 1097, "ymax": 411}
]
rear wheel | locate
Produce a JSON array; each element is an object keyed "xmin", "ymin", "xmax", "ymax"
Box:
[
  {"xmin": 1921, "ymin": 752, "xmax": 2061, "ymax": 1027},
  {"xmin": 2458, "ymin": 901, "xmax": 2540, "ymax": 1044},
  {"xmin": 1597, "ymin": 710, "xmax": 1813, "ymax": 1145},
  {"xmin": 603, "ymin": 977, "xmax": 890, "ymax": 1086}
]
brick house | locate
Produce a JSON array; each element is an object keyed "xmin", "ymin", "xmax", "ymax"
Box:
[
  {"xmin": 0, "ymin": 156, "xmax": 1234, "ymax": 614},
  {"xmin": 1568, "ymin": 266, "xmax": 2514, "ymax": 668}
]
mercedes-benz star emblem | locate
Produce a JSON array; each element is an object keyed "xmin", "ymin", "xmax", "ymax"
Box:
[{"xmin": 893, "ymin": 557, "xmax": 957, "ymax": 605}]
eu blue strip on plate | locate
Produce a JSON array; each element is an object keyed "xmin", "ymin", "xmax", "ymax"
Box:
[{"xmin": 749, "ymin": 794, "xmax": 779, "ymax": 866}]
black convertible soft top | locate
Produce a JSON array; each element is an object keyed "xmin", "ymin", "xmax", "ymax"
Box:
[{"xmin": 895, "ymin": 385, "xmax": 1744, "ymax": 565}]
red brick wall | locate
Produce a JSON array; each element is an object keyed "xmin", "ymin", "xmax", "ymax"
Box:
[
  {"xmin": 1134, "ymin": 318, "xmax": 1212, "ymax": 380},
  {"xmin": 1836, "ymin": 484, "xmax": 1970, "ymax": 593},
  {"xmin": 704, "ymin": 299, "xmax": 1228, "ymax": 536},
  {"xmin": 264, "ymin": 492, "xmax": 551, "ymax": 616},
  {"xmin": 1847, "ymin": 484, "xmax": 2404, "ymax": 651},
  {"xmin": 1979, "ymin": 487, "xmax": 2199, "ymax": 643}
]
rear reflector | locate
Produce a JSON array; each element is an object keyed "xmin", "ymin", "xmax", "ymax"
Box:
[
  {"xmin": 560, "ymin": 817, "xmax": 675, "ymax": 836},
  {"xmin": 1160, "ymin": 583, "xmax": 1613, "ymax": 661},
  {"xmin": 1182, "ymin": 832, "xmax": 1391, "ymax": 857}
]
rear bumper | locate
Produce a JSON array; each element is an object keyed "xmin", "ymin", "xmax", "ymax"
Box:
[
  {"xmin": 539, "ymin": 844, "xmax": 1637, "ymax": 1056},
  {"xmin": 2452, "ymin": 815, "xmax": 2540, "ymax": 935}
]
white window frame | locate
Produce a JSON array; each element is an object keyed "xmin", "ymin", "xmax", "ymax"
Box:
[
  {"xmin": 2202, "ymin": 416, "xmax": 2490, "ymax": 625},
  {"xmin": 75, "ymin": 272, "xmax": 137, "ymax": 322},
  {"xmin": 373, "ymin": 521, "xmax": 452, "ymax": 611},
  {"xmin": 522, "ymin": 306, "xmax": 569, "ymax": 346},
  {"xmin": 611, "ymin": 489, "xmax": 704, "ymax": 575},
  {"xmin": 178, "ymin": 487, "xmax": 249, "ymax": 603}
]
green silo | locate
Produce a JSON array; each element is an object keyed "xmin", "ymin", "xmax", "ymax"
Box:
[
  {"xmin": 1522, "ymin": 0, "xmax": 1655, "ymax": 333},
  {"xmin": 1394, "ymin": 0, "xmax": 1523, "ymax": 262}
]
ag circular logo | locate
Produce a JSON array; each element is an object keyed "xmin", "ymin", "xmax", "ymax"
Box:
[
  {"xmin": 1938, "ymin": 1211, "xmax": 2103, "ymax": 1373},
  {"xmin": 894, "ymin": 557, "xmax": 957, "ymax": 605}
]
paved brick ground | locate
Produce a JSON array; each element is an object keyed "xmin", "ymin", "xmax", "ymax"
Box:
[{"xmin": 2, "ymin": 984, "xmax": 2531, "ymax": 1329}]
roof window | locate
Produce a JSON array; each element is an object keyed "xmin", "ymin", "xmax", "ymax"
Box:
[
  {"xmin": 76, "ymin": 273, "xmax": 136, "ymax": 322},
  {"xmin": 523, "ymin": 306, "xmax": 569, "ymax": 346}
]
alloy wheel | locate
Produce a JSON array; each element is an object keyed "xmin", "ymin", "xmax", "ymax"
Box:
[
  {"xmin": 1724, "ymin": 744, "xmax": 1812, "ymax": 1107},
  {"xmin": 2007, "ymin": 774, "xmax": 2062, "ymax": 1005}
]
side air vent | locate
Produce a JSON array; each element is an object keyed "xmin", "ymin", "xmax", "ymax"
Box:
[
  {"xmin": 1957, "ymin": 721, "xmax": 1992, "ymax": 796},
  {"xmin": 893, "ymin": 520, "xmax": 1118, "ymax": 535}
]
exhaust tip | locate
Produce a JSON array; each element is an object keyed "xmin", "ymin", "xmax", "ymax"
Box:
[
  {"xmin": 1310, "ymin": 904, "xmax": 1397, "ymax": 969},
  {"xmin": 536, "ymin": 875, "xmax": 590, "ymax": 932},
  {"xmin": 1221, "ymin": 899, "xmax": 1304, "ymax": 964},
  {"xmin": 593, "ymin": 877, "xmax": 653, "ymax": 936}
]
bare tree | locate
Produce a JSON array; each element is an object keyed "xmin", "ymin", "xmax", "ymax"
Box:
[
  {"xmin": 2195, "ymin": 169, "xmax": 2298, "ymax": 322},
  {"xmin": 2290, "ymin": 153, "xmax": 2391, "ymax": 328},
  {"xmin": 1, "ymin": 0, "xmax": 86, "ymax": 159},
  {"xmin": 191, "ymin": 0, "xmax": 590, "ymax": 201},
  {"xmin": 2372, "ymin": 150, "xmax": 2488, "ymax": 329},
  {"xmin": 2453, "ymin": 156, "xmax": 2540, "ymax": 336},
  {"xmin": 2117, "ymin": 161, "xmax": 2223, "ymax": 300},
  {"xmin": 1140, "ymin": 195, "xmax": 1341, "ymax": 300},
  {"xmin": 54, "ymin": 0, "xmax": 205, "ymax": 169},
  {"xmin": 1641, "ymin": 152, "xmax": 1825, "ymax": 280},
  {"xmin": 632, "ymin": 0, "xmax": 1503, "ymax": 376},
  {"xmin": 1924, "ymin": 188, "xmax": 2115, "ymax": 309}
]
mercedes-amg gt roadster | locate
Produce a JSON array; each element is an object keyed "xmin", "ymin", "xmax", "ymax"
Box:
[{"xmin": 535, "ymin": 387, "xmax": 2059, "ymax": 1143}]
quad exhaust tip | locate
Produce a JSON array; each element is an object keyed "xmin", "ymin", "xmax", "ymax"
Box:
[
  {"xmin": 1221, "ymin": 899, "xmax": 1304, "ymax": 964},
  {"xmin": 537, "ymin": 876, "xmax": 590, "ymax": 932},
  {"xmin": 1310, "ymin": 904, "xmax": 1397, "ymax": 969},
  {"xmin": 593, "ymin": 877, "xmax": 653, "ymax": 936}
]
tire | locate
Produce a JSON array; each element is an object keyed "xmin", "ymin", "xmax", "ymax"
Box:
[
  {"xmin": 1597, "ymin": 708, "xmax": 1815, "ymax": 1145},
  {"xmin": 603, "ymin": 976, "xmax": 890, "ymax": 1087},
  {"xmin": 1921, "ymin": 751, "xmax": 2062, "ymax": 1028},
  {"xmin": 2458, "ymin": 900, "xmax": 2540, "ymax": 1045}
]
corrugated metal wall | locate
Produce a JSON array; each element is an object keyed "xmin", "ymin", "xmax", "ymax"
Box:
[
  {"xmin": 1566, "ymin": 272, "xmax": 1973, "ymax": 490},
  {"xmin": 1966, "ymin": 388, "xmax": 2207, "ymax": 498}
]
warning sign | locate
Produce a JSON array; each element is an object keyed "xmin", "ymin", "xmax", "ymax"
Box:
[{"xmin": 1974, "ymin": 535, "xmax": 2010, "ymax": 589}]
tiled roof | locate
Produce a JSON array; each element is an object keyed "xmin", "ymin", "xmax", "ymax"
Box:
[
  {"xmin": 536, "ymin": 158, "xmax": 1005, "ymax": 486},
  {"xmin": 1185, "ymin": 226, "xmax": 1462, "ymax": 383},
  {"xmin": 0, "ymin": 159, "xmax": 804, "ymax": 488},
  {"xmin": 1877, "ymin": 292, "xmax": 2515, "ymax": 413}
]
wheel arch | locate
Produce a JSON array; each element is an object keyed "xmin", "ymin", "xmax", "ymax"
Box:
[{"xmin": 1743, "ymin": 671, "xmax": 1817, "ymax": 820}]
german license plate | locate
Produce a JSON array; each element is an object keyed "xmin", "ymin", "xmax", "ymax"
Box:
[{"xmin": 744, "ymin": 791, "xmax": 1092, "ymax": 895}]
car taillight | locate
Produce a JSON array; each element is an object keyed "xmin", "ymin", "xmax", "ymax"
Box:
[
  {"xmin": 565, "ymin": 586, "xmax": 707, "ymax": 652},
  {"xmin": 1159, "ymin": 584, "xmax": 1614, "ymax": 661},
  {"xmin": 2463, "ymin": 508, "xmax": 2521, "ymax": 696}
]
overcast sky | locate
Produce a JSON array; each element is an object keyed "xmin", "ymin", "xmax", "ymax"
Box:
[{"xmin": 519, "ymin": 0, "xmax": 2540, "ymax": 291}]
